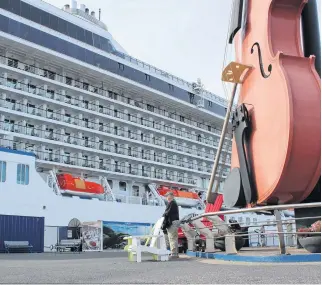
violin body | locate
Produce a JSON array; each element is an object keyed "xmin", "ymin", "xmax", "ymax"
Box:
[{"xmin": 230, "ymin": 0, "xmax": 321, "ymax": 204}]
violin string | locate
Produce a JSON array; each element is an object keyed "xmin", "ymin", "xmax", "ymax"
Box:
[
  {"xmin": 210, "ymin": 0, "xmax": 236, "ymax": 194},
  {"xmin": 212, "ymin": 0, "xmax": 235, "ymax": 192},
  {"xmin": 222, "ymin": 0, "xmax": 234, "ymax": 76},
  {"xmin": 221, "ymin": 0, "xmax": 234, "ymax": 100}
]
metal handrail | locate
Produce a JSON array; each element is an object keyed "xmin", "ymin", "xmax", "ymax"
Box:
[
  {"xmin": 190, "ymin": 202, "xmax": 321, "ymax": 221},
  {"xmin": 184, "ymin": 215, "xmax": 321, "ymax": 230}
]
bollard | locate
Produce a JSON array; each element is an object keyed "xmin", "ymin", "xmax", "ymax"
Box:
[
  {"xmin": 225, "ymin": 234, "xmax": 237, "ymax": 255},
  {"xmin": 190, "ymin": 219, "xmax": 215, "ymax": 252},
  {"xmin": 180, "ymin": 223, "xmax": 195, "ymax": 251}
]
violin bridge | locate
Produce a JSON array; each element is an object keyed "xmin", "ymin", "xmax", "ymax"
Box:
[{"xmin": 222, "ymin": 61, "xmax": 252, "ymax": 84}]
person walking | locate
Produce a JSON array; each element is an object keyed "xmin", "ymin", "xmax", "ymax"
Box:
[{"xmin": 161, "ymin": 191, "xmax": 180, "ymax": 258}]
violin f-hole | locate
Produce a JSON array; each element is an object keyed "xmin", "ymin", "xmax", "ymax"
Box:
[{"xmin": 251, "ymin": 42, "xmax": 272, "ymax": 78}]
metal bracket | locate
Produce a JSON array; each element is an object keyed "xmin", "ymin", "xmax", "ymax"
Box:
[
  {"xmin": 223, "ymin": 103, "xmax": 256, "ymax": 207},
  {"xmin": 232, "ymin": 104, "xmax": 254, "ymax": 204}
]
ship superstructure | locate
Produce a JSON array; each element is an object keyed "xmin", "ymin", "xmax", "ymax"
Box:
[{"xmin": 0, "ymin": 0, "xmax": 279, "ymax": 233}]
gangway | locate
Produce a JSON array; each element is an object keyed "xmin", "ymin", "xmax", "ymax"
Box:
[
  {"xmin": 148, "ymin": 183, "xmax": 165, "ymax": 206},
  {"xmin": 48, "ymin": 170, "xmax": 61, "ymax": 195},
  {"xmin": 100, "ymin": 177, "xmax": 116, "ymax": 202}
]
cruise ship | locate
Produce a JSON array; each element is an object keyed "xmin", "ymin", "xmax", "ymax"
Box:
[{"xmin": 0, "ymin": 0, "xmax": 287, "ymax": 244}]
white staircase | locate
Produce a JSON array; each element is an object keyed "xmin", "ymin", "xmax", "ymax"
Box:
[
  {"xmin": 101, "ymin": 177, "xmax": 116, "ymax": 202},
  {"xmin": 148, "ymin": 183, "xmax": 165, "ymax": 206},
  {"xmin": 48, "ymin": 170, "xmax": 61, "ymax": 195}
]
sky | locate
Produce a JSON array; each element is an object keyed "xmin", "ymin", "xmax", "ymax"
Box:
[{"xmin": 45, "ymin": 0, "xmax": 321, "ymax": 98}]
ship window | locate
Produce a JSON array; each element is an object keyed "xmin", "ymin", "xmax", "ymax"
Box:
[
  {"xmin": 65, "ymin": 77, "xmax": 72, "ymax": 85},
  {"xmin": 57, "ymin": 18, "xmax": 67, "ymax": 34},
  {"xmin": 246, "ymin": 217, "xmax": 251, "ymax": 225},
  {"xmin": 83, "ymin": 82, "xmax": 89, "ymax": 91},
  {"xmin": 253, "ymin": 218, "xmax": 258, "ymax": 225},
  {"xmin": 17, "ymin": 164, "xmax": 29, "ymax": 185},
  {"xmin": 179, "ymin": 115, "xmax": 185, "ymax": 122},
  {"xmin": 168, "ymin": 84, "xmax": 174, "ymax": 91},
  {"xmin": 208, "ymin": 101, "xmax": 212, "ymax": 107},
  {"xmin": 100, "ymin": 38, "xmax": 109, "ymax": 52},
  {"xmin": 84, "ymin": 30, "xmax": 93, "ymax": 45},
  {"xmin": 145, "ymin": 74, "xmax": 151, "ymax": 81},
  {"xmin": 49, "ymin": 14, "xmax": 59, "ymax": 31},
  {"xmin": 119, "ymin": 181, "xmax": 126, "ymax": 191},
  {"xmin": 93, "ymin": 33, "xmax": 101, "ymax": 49},
  {"xmin": 76, "ymin": 28, "xmax": 85, "ymax": 42},
  {"xmin": 118, "ymin": 63, "xmax": 124, "ymax": 71},
  {"xmin": 147, "ymin": 104, "xmax": 154, "ymax": 112},
  {"xmin": 0, "ymin": 0, "xmax": 10, "ymax": 10},
  {"xmin": 29, "ymin": 6, "xmax": 41, "ymax": 24},
  {"xmin": 9, "ymin": 0, "xmax": 22, "ymax": 15},
  {"xmin": 189, "ymin": 93, "xmax": 194, "ymax": 104},
  {"xmin": 8, "ymin": 57, "xmax": 18, "ymax": 68},
  {"xmin": 132, "ymin": 185, "xmax": 140, "ymax": 197},
  {"xmin": 0, "ymin": 161, "xmax": 6, "ymax": 183},
  {"xmin": 40, "ymin": 11, "xmax": 50, "ymax": 28}
]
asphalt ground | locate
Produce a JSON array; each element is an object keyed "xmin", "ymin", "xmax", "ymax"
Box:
[{"xmin": 0, "ymin": 252, "xmax": 320, "ymax": 284}]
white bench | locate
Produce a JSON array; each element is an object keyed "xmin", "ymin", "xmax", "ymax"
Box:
[
  {"xmin": 4, "ymin": 241, "xmax": 33, "ymax": 253},
  {"xmin": 124, "ymin": 217, "xmax": 170, "ymax": 262}
]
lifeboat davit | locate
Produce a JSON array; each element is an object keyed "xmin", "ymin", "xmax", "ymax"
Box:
[
  {"xmin": 57, "ymin": 174, "xmax": 105, "ymax": 200},
  {"xmin": 157, "ymin": 186, "xmax": 201, "ymax": 207}
]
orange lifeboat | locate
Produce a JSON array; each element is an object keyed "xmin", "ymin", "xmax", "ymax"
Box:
[
  {"xmin": 57, "ymin": 174, "xmax": 105, "ymax": 200},
  {"xmin": 157, "ymin": 186, "xmax": 201, "ymax": 208}
]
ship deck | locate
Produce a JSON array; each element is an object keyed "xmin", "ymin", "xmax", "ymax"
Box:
[{"xmin": 0, "ymin": 250, "xmax": 320, "ymax": 284}]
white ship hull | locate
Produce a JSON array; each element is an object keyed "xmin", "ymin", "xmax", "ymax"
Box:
[{"xmin": 0, "ymin": 150, "xmax": 201, "ymax": 226}]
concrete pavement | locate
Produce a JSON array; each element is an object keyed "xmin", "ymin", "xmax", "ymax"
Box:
[{"xmin": 0, "ymin": 252, "xmax": 320, "ymax": 284}]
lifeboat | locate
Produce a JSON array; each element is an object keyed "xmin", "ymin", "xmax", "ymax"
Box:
[
  {"xmin": 157, "ymin": 186, "xmax": 201, "ymax": 207},
  {"xmin": 57, "ymin": 174, "xmax": 105, "ymax": 200}
]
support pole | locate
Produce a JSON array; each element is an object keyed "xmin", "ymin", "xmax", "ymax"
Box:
[
  {"xmin": 274, "ymin": 210, "xmax": 286, "ymax": 255},
  {"xmin": 206, "ymin": 83, "xmax": 238, "ymax": 203}
]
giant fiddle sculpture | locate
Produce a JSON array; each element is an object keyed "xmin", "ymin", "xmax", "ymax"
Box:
[{"xmin": 208, "ymin": 0, "xmax": 321, "ymax": 208}]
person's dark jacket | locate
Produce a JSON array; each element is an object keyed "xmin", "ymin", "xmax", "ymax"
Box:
[{"xmin": 161, "ymin": 199, "xmax": 179, "ymax": 231}]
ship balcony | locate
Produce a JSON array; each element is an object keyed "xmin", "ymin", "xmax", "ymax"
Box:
[
  {"xmin": 0, "ymin": 56, "xmax": 229, "ymax": 143},
  {"xmin": 5, "ymin": 140, "xmax": 201, "ymax": 186},
  {"xmin": 0, "ymin": 96, "xmax": 232, "ymax": 165},
  {"xmin": 0, "ymin": 75, "xmax": 233, "ymax": 152}
]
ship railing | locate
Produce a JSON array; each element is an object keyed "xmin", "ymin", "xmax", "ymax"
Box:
[
  {"xmin": 0, "ymin": 137, "xmax": 203, "ymax": 188},
  {"xmin": 180, "ymin": 202, "xmax": 321, "ymax": 254},
  {"xmin": 0, "ymin": 75, "xmax": 233, "ymax": 155},
  {"xmin": 0, "ymin": 53, "xmax": 229, "ymax": 137},
  {"xmin": 0, "ymin": 117, "xmax": 231, "ymax": 174}
]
